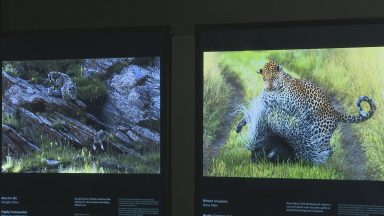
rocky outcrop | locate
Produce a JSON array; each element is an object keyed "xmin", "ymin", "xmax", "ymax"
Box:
[
  {"xmin": 2, "ymin": 124, "xmax": 41, "ymax": 158},
  {"xmin": 83, "ymin": 57, "xmax": 161, "ymax": 152},
  {"xmin": 102, "ymin": 61, "xmax": 161, "ymax": 151},
  {"xmin": 2, "ymin": 71, "xmax": 140, "ymax": 156},
  {"xmin": 83, "ymin": 58, "xmax": 132, "ymax": 79},
  {"xmin": 2, "ymin": 57, "xmax": 161, "ymax": 158},
  {"xmin": 2, "ymin": 72, "xmax": 85, "ymax": 112}
]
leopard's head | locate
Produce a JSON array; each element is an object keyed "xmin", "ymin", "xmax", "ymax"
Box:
[
  {"xmin": 258, "ymin": 60, "xmax": 284, "ymax": 91},
  {"xmin": 48, "ymin": 71, "xmax": 62, "ymax": 86}
]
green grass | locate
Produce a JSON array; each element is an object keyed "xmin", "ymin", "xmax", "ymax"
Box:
[
  {"xmin": 2, "ymin": 125, "xmax": 160, "ymax": 174},
  {"xmin": 204, "ymin": 47, "xmax": 384, "ymax": 180},
  {"xmin": 2, "ymin": 59, "xmax": 82, "ymax": 83},
  {"xmin": 2, "ymin": 64, "xmax": 20, "ymax": 77},
  {"xmin": 217, "ymin": 51, "xmax": 266, "ymax": 99},
  {"xmin": 217, "ymin": 51, "xmax": 301, "ymax": 100},
  {"xmin": 2, "ymin": 60, "xmax": 108, "ymax": 104},
  {"xmin": 2, "ymin": 130, "xmax": 81, "ymax": 173},
  {"xmin": 74, "ymin": 75, "xmax": 107, "ymax": 104},
  {"xmin": 2, "ymin": 113, "xmax": 18, "ymax": 127},
  {"xmin": 94, "ymin": 152, "xmax": 160, "ymax": 174},
  {"xmin": 209, "ymin": 120, "xmax": 346, "ymax": 179},
  {"xmin": 203, "ymin": 53, "xmax": 232, "ymax": 160},
  {"xmin": 210, "ymin": 159, "xmax": 342, "ymax": 179},
  {"xmin": 276, "ymin": 48, "xmax": 384, "ymax": 180}
]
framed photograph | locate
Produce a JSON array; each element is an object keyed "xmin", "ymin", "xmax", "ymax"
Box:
[
  {"xmin": 196, "ymin": 19, "xmax": 384, "ymax": 216},
  {"xmin": 1, "ymin": 27, "xmax": 170, "ymax": 215}
]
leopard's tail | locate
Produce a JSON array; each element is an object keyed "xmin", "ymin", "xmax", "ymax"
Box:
[{"xmin": 337, "ymin": 96, "xmax": 376, "ymax": 123}]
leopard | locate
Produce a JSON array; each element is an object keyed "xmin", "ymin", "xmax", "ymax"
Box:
[
  {"xmin": 92, "ymin": 129, "xmax": 106, "ymax": 151},
  {"xmin": 236, "ymin": 60, "xmax": 376, "ymax": 164},
  {"xmin": 47, "ymin": 71, "xmax": 77, "ymax": 102}
]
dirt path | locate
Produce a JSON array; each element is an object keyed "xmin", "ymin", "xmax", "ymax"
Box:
[
  {"xmin": 331, "ymin": 95, "xmax": 369, "ymax": 180},
  {"xmin": 203, "ymin": 68, "xmax": 244, "ymax": 175}
]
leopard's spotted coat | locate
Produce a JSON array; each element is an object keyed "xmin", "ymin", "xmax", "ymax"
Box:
[{"xmin": 237, "ymin": 61, "xmax": 376, "ymax": 164}]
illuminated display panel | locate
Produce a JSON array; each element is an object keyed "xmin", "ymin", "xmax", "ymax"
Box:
[
  {"xmin": 1, "ymin": 28, "xmax": 170, "ymax": 215},
  {"xmin": 196, "ymin": 19, "xmax": 384, "ymax": 216}
]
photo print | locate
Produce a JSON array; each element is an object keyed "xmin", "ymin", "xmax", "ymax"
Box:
[
  {"xmin": 2, "ymin": 57, "xmax": 161, "ymax": 174},
  {"xmin": 203, "ymin": 47, "xmax": 383, "ymax": 181}
]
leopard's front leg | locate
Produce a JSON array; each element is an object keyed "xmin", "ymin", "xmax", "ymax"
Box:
[{"xmin": 47, "ymin": 86, "xmax": 62, "ymax": 97}]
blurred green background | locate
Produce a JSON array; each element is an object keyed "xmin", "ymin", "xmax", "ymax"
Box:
[{"xmin": 203, "ymin": 47, "xmax": 384, "ymax": 180}]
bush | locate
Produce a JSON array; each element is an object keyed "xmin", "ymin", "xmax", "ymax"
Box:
[
  {"xmin": 203, "ymin": 53, "xmax": 232, "ymax": 152},
  {"xmin": 2, "ymin": 64, "xmax": 20, "ymax": 77},
  {"xmin": 2, "ymin": 113, "xmax": 18, "ymax": 127},
  {"xmin": 3, "ymin": 59, "xmax": 108, "ymax": 104},
  {"xmin": 3, "ymin": 60, "xmax": 82, "ymax": 84},
  {"xmin": 73, "ymin": 76, "xmax": 107, "ymax": 104}
]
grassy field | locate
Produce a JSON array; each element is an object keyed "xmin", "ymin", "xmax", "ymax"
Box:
[
  {"xmin": 2, "ymin": 127, "xmax": 160, "ymax": 174},
  {"xmin": 203, "ymin": 54, "xmax": 232, "ymax": 165},
  {"xmin": 2, "ymin": 105, "xmax": 159, "ymax": 174},
  {"xmin": 1, "ymin": 124, "xmax": 160, "ymax": 174},
  {"xmin": 203, "ymin": 47, "xmax": 384, "ymax": 180}
]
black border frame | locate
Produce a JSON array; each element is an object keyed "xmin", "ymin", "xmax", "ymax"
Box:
[
  {"xmin": 1, "ymin": 26, "xmax": 171, "ymax": 216},
  {"xmin": 196, "ymin": 18, "xmax": 384, "ymax": 216}
]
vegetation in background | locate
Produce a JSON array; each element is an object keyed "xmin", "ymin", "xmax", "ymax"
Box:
[
  {"xmin": 204, "ymin": 47, "xmax": 384, "ymax": 180},
  {"xmin": 2, "ymin": 59, "xmax": 159, "ymax": 174},
  {"xmin": 2, "ymin": 113, "xmax": 18, "ymax": 127},
  {"xmin": 2, "ymin": 60, "xmax": 82, "ymax": 83},
  {"xmin": 73, "ymin": 75, "xmax": 107, "ymax": 104},
  {"xmin": 2, "ymin": 60, "xmax": 107, "ymax": 104},
  {"xmin": 1, "ymin": 125, "xmax": 159, "ymax": 174},
  {"xmin": 203, "ymin": 54, "xmax": 232, "ymax": 161}
]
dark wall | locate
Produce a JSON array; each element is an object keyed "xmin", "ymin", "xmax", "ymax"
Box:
[
  {"xmin": 2, "ymin": 0, "xmax": 384, "ymax": 33},
  {"xmin": 2, "ymin": 1, "xmax": 384, "ymax": 216}
]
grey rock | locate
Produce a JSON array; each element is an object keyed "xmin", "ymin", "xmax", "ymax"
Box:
[
  {"xmin": 127, "ymin": 130, "xmax": 140, "ymax": 142},
  {"xmin": 83, "ymin": 58, "xmax": 132, "ymax": 78},
  {"xmin": 130, "ymin": 126, "xmax": 160, "ymax": 144},
  {"xmin": 2, "ymin": 72, "xmax": 68, "ymax": 110},
  {"xmin": 114, "ymin": 131, "xmax": 132, "ymax": 144},
  {"xmin": 101, "ymin": 62, "xmax": 161, "ymax": 147},
  {"xmin": 2, "ymin": 124, "xmax": 41, "ymax": 158},
  {"xmin": 45, "ymin": 159, "xmax": 60, "ymax": 166}
]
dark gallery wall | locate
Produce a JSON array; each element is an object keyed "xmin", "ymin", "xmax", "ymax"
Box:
[
  {"xmin": 1, "ymin": 0, "xmax": 384, "ymax": 216},
  {"xmin": 2, "ymin": 0, "xmax": 384, "ymax": 33}
]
